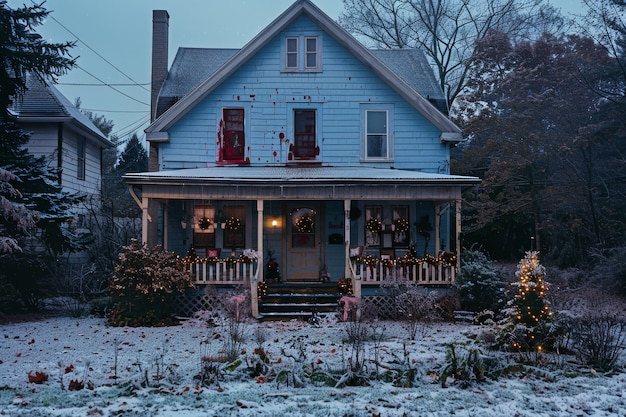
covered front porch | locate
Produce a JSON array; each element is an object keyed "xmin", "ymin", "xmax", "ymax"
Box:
[{"xmin": 125, "ymin": 165, "xmax": 479, "ymax": 318}]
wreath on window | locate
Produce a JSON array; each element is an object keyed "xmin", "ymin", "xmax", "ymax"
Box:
[
  {"xmin": 295, "ymin": 214, "xmax": 314, "ymax": 233},
  {"xmin": 198, "ymin": 217, "xmax": 213, "ymax": 230},
  {"xmin": 366, "ymin": 218, "xmax": 382, "ymax": 233},
  {"xmin": 225, "ymin": 217, "xmax": 241, "ymax": 231},
  {"xmin": 393, "ymin": 218, "xmax": 410, "ymax": 233}
]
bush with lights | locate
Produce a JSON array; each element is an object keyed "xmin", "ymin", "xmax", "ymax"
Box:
[{"xmin": 499, "ymin": 251, "xmax": 555, "ymax": 353}]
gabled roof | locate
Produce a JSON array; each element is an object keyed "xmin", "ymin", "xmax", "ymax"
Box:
[
  {"xmin": 146, "ymin": 0, "xmax": 461, "ymax": 141},
  {"xmin": 10, "ymin": 74, "xmax": 113, "ymax": 148}
]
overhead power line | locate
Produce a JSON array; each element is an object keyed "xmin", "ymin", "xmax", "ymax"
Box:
[
  {"xmin": 58, "ymin": 82, "xmax": 151, "ymax": 87},
  {"xmin": 46, "ymin": 12, "xmax": 150, "ymax": 93},
  {"xmin": 81, "ymin": 108, "xmax": 148, "ymax": 113},
  {"xmin": 76, "ymin": 64, "xmax": 149, "ymax": 106}
]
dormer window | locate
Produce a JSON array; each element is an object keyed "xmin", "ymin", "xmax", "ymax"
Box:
[{"xmin": 284, "ymin": 36, "xmax": 321, "ymax": 72}]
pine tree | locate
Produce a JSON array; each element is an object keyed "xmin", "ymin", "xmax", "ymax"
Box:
[
  {"xmin": 0, "ymin": 2, "xmax": 81, "ymax": 312},
  {"xmin": 509, "ymin": 251, "xmax": 553, "ymax": 351}
]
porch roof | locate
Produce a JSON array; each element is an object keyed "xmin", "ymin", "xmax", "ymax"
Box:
[{"xmin": 125, "ymin": 165, "xmax": 479, "ymax": 201}]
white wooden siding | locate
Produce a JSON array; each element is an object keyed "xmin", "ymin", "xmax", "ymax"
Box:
[{"xmin": 21, "ymin": 122, "xmax": 103, "ymax": 198}]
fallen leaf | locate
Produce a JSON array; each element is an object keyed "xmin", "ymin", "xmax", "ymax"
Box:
[{"xmin": 28, "ymin": 371, "xmax": 48, "ymax": 384}]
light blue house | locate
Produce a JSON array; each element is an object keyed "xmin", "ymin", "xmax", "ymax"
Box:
[{"xmin": 125, "ymin": 0, "xmax": 479, "ymax": 318}]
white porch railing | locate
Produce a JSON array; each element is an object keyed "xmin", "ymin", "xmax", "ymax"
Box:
[
  {"xmin": 189, "ymin": 259, "xmax": 260, "ymax": 285},
  {"xmin": 350, "ymin": 258, "xmax": 456, "ymax": 285}
]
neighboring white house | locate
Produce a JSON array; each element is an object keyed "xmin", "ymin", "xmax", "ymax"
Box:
[{"xmin": 9, "ymin": 74, "xmax": 114, "ymax": 211}]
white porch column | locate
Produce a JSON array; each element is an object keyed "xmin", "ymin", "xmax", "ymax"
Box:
[
  {"xmin": 456, "ymin": 199, "xmax": 462, "ymax": 270},
  {"xmin": 345, "ymin": 199, "xmax": 360, "ymax": 299},
  {"xmin": 434, "ymin": 203, "xmax": 441, "ymax": 256},
  {"xmin": 251, "ymin": 199, "xmax": 263, "ymax": 317},
  {"xmin": 141, "ymin": 196, "xmax": 150, "ymax": 245},
  {"xmin": 163, "ymin": 202, "xmax": 168, "ymax": 251}
]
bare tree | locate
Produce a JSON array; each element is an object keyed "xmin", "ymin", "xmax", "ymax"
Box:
[
  {"xmin": 580, "ymin": 0, "xmax": 626, "ymax": 103},
  {"xmin": 339, "ymin": 0, "xmax": 565, "ymax": 108}
]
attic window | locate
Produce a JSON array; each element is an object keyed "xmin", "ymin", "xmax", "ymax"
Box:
[{"xmin": 283, "ymin": 36, "xmax": 321, "ymax": 72}]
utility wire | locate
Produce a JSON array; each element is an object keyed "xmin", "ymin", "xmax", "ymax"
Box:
[
  {"xmin": 81, "ymin": 108, "xmax": 147, "ymax": 113},
  {"xmin": 76, "ymin": 64, "xmax": 149, "ymax": 106},
  {"xmin": 58, "ymin": 82, "xmax": 151, "ymax": 87},
  {"xmin": 113, "ymin": 115, "xmax": 151, "ymax": 140},
  {"xmin": 46, "ymin": 12, "xmax": 150, "ymax": 93}
]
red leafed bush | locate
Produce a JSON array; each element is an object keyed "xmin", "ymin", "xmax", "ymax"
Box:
[{"xmin": 28, "ymin": 371, "xmax": 48, "ymax": 384}]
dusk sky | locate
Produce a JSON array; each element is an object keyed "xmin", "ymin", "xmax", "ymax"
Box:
[{"xmin": 6, "ymin": 0, "xmax": 585, "ymax": 144}]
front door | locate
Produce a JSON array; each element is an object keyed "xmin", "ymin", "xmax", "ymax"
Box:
[{"xmin": 285, "ymin": 204, "xmax": 321, "ymax": 280}]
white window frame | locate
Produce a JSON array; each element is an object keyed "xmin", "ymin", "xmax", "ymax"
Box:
[
  {"xmin": 283, "ymin": 35, "xmax": 322, "ymax": 72},
  {"xmin": 304, "ymin": 36, "xmax": 318, "ymax": 69},
  {"xmin": 286, "ymin": 37, "xmax": 299, "ymax": 70},
  {"xmin": 361, "ymin": 106, "xmax": 394, "ymax": 161}
]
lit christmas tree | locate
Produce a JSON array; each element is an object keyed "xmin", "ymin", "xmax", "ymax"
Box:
[{"xmin": 510, "ymin": 251, "xmax": 552, "ymax": 351}]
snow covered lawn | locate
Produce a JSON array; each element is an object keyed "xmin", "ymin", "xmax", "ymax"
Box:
[{"xmin": 0, "ymin": 314, "xmax": 624, "ymax": 416}]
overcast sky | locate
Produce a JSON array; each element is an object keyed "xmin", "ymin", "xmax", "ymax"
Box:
[{"xmin": 6, "ymin": 0, "xmax": 585, "ymax": 144}]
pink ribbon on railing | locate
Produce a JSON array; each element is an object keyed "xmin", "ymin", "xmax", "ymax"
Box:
[
  {"xmin": 339, "ymin": 296, "xmax": 360, "ymax": 321},
  {"xmin": 230, "ymin": 294, "xmax": 246, "ymax": 321}
]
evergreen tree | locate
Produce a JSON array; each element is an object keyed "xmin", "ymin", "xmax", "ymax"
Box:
[
  {"xmin": 508, "ymin": 251, "xmax": 553, "ymax": 351},
  {"xmin": 116, "ymin": 133, "xmax": 148, "ymax": 174},
  {"xmin": 104, "ymin": 133, "xmax": 148, "ymax": 217},
  {"xmin": 0, "ymin": 2, "xmax": 82, "ymax": 311}
]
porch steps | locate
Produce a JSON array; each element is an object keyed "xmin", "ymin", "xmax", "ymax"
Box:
[{"xmin": 257, "ymin": 282, "xmax": 341, "ymax": 321}]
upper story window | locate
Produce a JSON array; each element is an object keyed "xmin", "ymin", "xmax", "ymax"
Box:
[
  {"xmin": 362, "ymin": 106, "xmax": 394, "ymax": 161},
  {"xmin": 77, "ymin": 136, "xmax": 86, "ymax": 180},
  {"xmin": 305, "ymin": 37, "xmax": 318, "ymax": 69},
  {"xmin": 291, "ymin": 109, "xmax": 317, "ymax": 160},
  {"xmin": 366, "ymin": 110, "xmax": 388, "ymax": 159},
  {"xmin": 286, "ymin": 37, "xmax": 299, "ymax": 69},
  {"xmin": 283, "ymin": 36, "xmax": 321, "ymax": 72},
  {"xmin": 220, "ymin": 108, "xmax": 246, "ymax": 163}
]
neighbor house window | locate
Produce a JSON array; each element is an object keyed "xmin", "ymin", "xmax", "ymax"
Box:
[
  {"xmin": 284, "ymin": 36, "xmax": 321, "ymax": 71},
  {"xmin": 221, "ymin": 108, "xmax": 245, "ymax": 162},
  {"xmin": 365, "ymin": 109, "xmax": 390, "ymax": 160},
  {"xmin": 77, "ymin": 136, "xmax": 86, "ymax": 180}
]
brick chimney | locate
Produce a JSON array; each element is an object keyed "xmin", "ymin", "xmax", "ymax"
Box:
[{"xmin": 151, "ymin": 10, "xmax": 169, "ymax": 123}]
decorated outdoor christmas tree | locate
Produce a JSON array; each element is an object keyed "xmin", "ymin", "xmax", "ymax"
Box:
[{"xmin": 509, "ymin": 251, "xmax": 553, "ymax": 351}]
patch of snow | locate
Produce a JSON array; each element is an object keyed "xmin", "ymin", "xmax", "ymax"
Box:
[{"xmin": 0, "ymin": 315, "xmax": 624, "ymax": 416}]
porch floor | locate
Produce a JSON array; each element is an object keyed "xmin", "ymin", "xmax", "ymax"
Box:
[{"xmin": 257, "ymin": 282, "xmax": 341, "ymax": 321}]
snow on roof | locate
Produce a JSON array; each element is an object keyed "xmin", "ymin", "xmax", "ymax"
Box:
[{"xmin": 125, "ymin": 165, "xmax": 479, "ymax": 184}]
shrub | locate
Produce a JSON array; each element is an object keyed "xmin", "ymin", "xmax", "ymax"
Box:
[
  {"xmin": 572, "ymin": 314, "xmax": 626, "ymax": 371},
  {"xmin": 395, "ymin": 286, "xmax": 439, "ymax": 339},
  {"xmin": 108, "ymin": 240, "xmax": 194, "ymax": 326},
  {"xmin": 455, "ymin": 250, "xmax": 505, "ymax": 313}
]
